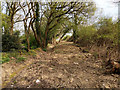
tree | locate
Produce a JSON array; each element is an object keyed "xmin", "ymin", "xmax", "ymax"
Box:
[
  {"xmin": 1, "ymin": 1, "xmax": 97, "ymax": 51},
  {"xmin": 58, "ymin": 20, "xmax": 73, "ymax": 42},
  {"xmin": 71, "ymin": 2, "xmax": 96, "ymax": 43},
  {"xmin": 19, "ymin": 2, "xmax": 33, "ymax": 51},
  {"xmin": 5, "ymin": 2, "xmax": 26, "ymax": 35},
  {"xmin": 29, "ymin": 1, "xmax": 96, "ymax": 49},
  {"xmin": 95, "ymin": 17, "xmax": 117, "ymax": 46},
  {"xmin": 1, "ymin": 13, "xmax": 11, "ymax": 34}
]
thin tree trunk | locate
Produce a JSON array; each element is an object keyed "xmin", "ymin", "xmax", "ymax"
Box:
[
  {"xmin": 24, "ymin": 21, "xmax": 30, "ymax": 52},
  {"xmin": 44, "ymin": 16, "xmax": 51, "ymax": 48},
  {"xmin": 31, "ymin": 23, "xmax": 42, "ymax": 47},
  {"xmin": 73, "ymin": 14, "xmax": 78, "ymax": 43},
  {"xmin": 10, "ymin": 16, "xmax": 14, "ymax": 35},
  {"xmin": 59, "ymin": 33, "xmax": 66, "ymax": 42},
  {"xmin": 44, "ymin": 26, "xmax": 49, "ymax": 48},
  {"xmin": 35, "ymin": 2, "xmax": 43, "ymax": 48},
  {"xmin": 73, "ymin": 29, "xmax": 77, "ymax": 43},
  {"xmin": 52, "ymin": 35, "xmax": 56, "ymax": 45},
  {"xmin": 26, "ymin": 36, "xmax": 30, "ymax": 52}
]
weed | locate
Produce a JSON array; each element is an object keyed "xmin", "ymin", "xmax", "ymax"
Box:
[
  {"xmin": 43, "ymin": 48, "xmax": 47, "ymax": 52},
  {"xmin": 27, "ymin": 50, "xmax": 37, "ymax": 57},
  {"xmin": 7, "ymin": 52, "xmax": 18, "ymax": 58},
  {"xmin": 16, "ymin": 57, "xmax": 26, "ymax": 63},
  {"xmin": 1, "ymin": 57, "xmax": 10, "ymax": 64},
  {"xmin": 13, "ymin": 80, "xmax": 17, "ymax": 84}
]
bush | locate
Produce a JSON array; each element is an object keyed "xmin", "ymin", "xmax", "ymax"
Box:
[
  {"xmin": 2, "ymin": 31, "xmax": 21, "ymax": 52},
  {"xmin": 21, "ymin": 33, "xmax": 38, "ymax": 50},
  {"xmin": 29, "ymin": 33, "xmax": 38, "ymax": 49},
  {"xmin": 75, "ymin": 25, "xmax": 97, "ymax": 46},
  {"xmin": 95, "ymin": 18, "xmax": 118, "ymax": 46},
  {"xmin": 74, "ymin": 17, "xmax": 118, "ymax": 47}
]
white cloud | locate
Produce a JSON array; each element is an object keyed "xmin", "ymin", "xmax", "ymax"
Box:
[{"xmin": 94, "ymin": 0, "xmax": 118, "ymax": 20}]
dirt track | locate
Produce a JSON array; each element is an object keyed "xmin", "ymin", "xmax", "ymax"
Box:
[{"xmin": 2, "ymin": 42, "xmax": 120, "ymax": 88}]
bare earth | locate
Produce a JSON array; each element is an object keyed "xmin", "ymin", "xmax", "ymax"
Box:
[{"xmin": 2, "ymin": 42, "xmax": 120, "ymax": 88}]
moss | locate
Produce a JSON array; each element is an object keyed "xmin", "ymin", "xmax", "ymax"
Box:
[{"xmin": 42, "ymin": 48, "xmax": 47, "ymax": 52}]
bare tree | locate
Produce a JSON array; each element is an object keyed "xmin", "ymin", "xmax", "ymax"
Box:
[{"xmin": 6, "ymin": 2, "xmax": 26, "ymax": 35}]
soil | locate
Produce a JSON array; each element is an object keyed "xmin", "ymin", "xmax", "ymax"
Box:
[{"xmin": 2, "ymin": 41, "xmax": 120, "ymax": 88}]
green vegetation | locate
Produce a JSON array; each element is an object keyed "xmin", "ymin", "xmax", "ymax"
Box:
[
  {"xmin": 1, "ymin": 1, "xmax": 96, "ymax": 51},
  {"xmin": 75, "ymin": 25, "xmax": 97, "ymax": 46},
  {"xmin": 73, "ymin": 17, "xmax": 118, "ymax": 48},
  {"xmin": 15, "ymin": 57, "xmax": 26, "ymax": 63},
  {"xmin": 1, "ymin": 1, "xmax": 119, "ymax": 65},
  {"xmin": 2, "ymin": 31, "xmax": 21, "ymax": 52},
  {"xmin": 1, "ymin": 57, "xmax": 10, "ymax": 64},
  {"xmin": 1, "ymin": 51, "xmax": 24, "ymax": 64}
]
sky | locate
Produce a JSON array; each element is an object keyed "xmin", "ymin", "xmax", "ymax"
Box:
[
  {"xmin": 93, "ymin": 0, "xmax": 118, "ymax": 20},
  {"xmin": 2, "ymin": 0, "xmax": 119, "ymax": 20},
  {"xmin": 2, "ymin": 0, "xmax": 119, "ymax": 34},
  {"xmin": 66, "ymin": 0, "xmax": 119, "ymax": 36}
]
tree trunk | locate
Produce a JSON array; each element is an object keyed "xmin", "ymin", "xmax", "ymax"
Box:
[
  {"xmin": 10, "ymin": 16, "xmax": 14, "ymax": 35},
  {"xmin": 44, "ymin": 26, "xmax": 49, "ymax": 48},
  {"xmin": 31, "ymin": 23, "xmax": 42, "ymax": 47},
  {"xmin": 73, "ymin": 29, "xmax": 77, "ymax": 43},
  {"xmin": 44, "ymin": 16, "xmax": 51, "ymax": 48},
  {"xmin": 24, "ymin": 21, "xmax": 30, "ymax": 52},
  {"xmin": 52, "ymin": 35, "xmax": 56, "ymax": 45},
  {"xmin": 59, "ymin": 33, "xmax": 66, "ymax": 42},
  {"xmin": 73, "ymin": 14, "xmax": 78, "ymax": 43},
  {"xmin": 26, "ymin": 36, "xmax": 30, "ymax": 52},
  {"xmin": 34, "ymin": 2, "xmax": 43, "ymax": 48}
]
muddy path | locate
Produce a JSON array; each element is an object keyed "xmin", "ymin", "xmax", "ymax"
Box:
[{"xmin": 2, "ymin": 42, "xmax": 120, "ymax": 88}]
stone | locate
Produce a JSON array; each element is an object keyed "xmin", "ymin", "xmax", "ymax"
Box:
[{"xmin": 36, "ymin": 79, "xmax": 40, "ymax": 84}]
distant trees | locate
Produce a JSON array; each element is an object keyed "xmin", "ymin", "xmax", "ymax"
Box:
[
  {"xmin": 2, "ymin": 10, "xmax": 21, "ymax": 52},
  {"xmin": 19, "ymin": 2, "xmax": 33, "ymax": 51},
  {"xmin": 58, "ymin": 21, "xmax": 73, "ymax": 43}
]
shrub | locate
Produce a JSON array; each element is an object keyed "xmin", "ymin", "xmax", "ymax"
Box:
[
  {"xmin": 95, "ymin": 18, "xmax": 118, "ymax": 46},
  {"xmin": 29, "ymin": 33, "xmax": 38, "ymax": 49},
  {"xmin": 75, "ymin": 25, "xmax": 97, "ymax": 46},
  {"xmin": 2, "ymin": 31, "xmax": 21, "ymax": 52},
  {"xmin": 1, "ymin": 57, "xmax": 10, "ymax": 64},
  {"xmin": 74, "ymin": 17, "xmax": 118, "ymax": 47},
  {"xmin": 21, "ymin": 33, "xmax": 38, "ymax": 50}
]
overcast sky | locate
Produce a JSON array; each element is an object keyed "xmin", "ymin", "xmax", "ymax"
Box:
[
  {"xmin": 93, "ymin": 0, "xmax": 118, "ymax": 20},
  {"xmin": 3, "ymin": 0, "xmax": 119, "ymax": 33}
]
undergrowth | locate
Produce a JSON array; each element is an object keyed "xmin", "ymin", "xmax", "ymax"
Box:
[{"xmin": 1, "ymin": 48, "xmax": 39, "ymax": 64}]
